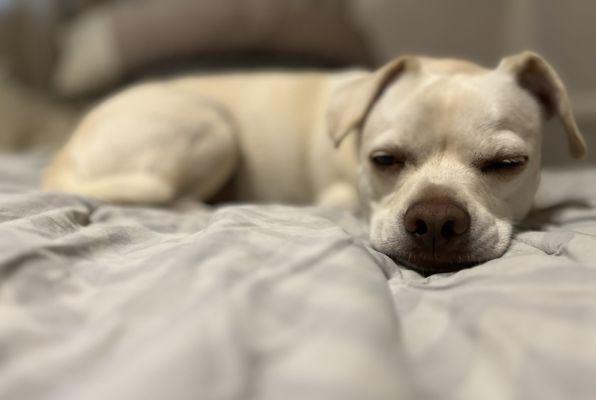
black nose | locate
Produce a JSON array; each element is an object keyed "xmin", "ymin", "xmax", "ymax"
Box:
[{"xmin": 403, "ymin": 200, "xmax": 471, "ymax": 253}]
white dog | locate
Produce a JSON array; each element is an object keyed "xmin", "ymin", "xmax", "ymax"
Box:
[{"xmin": 43, "ymin": 52, "xmax": 586, "ymax": 273}]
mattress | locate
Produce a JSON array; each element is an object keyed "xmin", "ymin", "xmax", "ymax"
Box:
[{"xmin": 1, "ymin": 153, "xmax": 595, "ymax": 400}]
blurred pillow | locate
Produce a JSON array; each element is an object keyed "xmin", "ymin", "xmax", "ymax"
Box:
[
  {"xmin": 0, "ymin": 0, "xmax": 109, "ymax": 89},
  {"xmin": 53, "ymin": 0, "xmax": 372, "ymax": 96}
]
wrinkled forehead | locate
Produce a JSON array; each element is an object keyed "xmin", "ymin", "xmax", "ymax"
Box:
[{"xmin": 363, "ymin": 71, "xmax": 543, "ymax": 155}]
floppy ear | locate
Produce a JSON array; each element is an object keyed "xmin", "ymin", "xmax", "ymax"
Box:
[
  {"xmin": 498, "ymin": 51, "xmax": 587, "ymax": 159},
  {"xmin": 327, "ymin": 55, "xmax": 420, "ymax": 147}
]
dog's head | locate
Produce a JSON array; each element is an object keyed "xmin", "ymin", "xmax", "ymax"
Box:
[{"xmin": 328, "ymin": 52, "xmax": 586, "ymax": 274}]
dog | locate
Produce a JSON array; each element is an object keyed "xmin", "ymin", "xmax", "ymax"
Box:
[{"xmin": 43, "ymin": 52, "xmax": 587, "ymax": 273}]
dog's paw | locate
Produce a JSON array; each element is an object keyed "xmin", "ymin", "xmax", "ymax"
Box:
[{"xmin": 317, "ymin": 182, "xmax": 361, "ymax": 213}]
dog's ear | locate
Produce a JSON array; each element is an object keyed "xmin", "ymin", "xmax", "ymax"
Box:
[
  {"xmin": 498, "ymin": 52, "xmax": 587, "ymax": 159},
  {"xmin": 327, "ymin": 55, "xmax": 420, "ymax": 147}
]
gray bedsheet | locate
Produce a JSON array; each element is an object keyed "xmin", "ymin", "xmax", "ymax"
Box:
[{"xmin": 1, "ymin": 153, "xmax": 595, "ymax": 400}]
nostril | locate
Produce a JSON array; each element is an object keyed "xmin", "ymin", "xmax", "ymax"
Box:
[
  {"xmin": 441, "ymin": 220, "xmax": 456, "ymax": 239},
  {"xmin": 414, "ymin": 219, "xmax": 428, "ymax": 236}
]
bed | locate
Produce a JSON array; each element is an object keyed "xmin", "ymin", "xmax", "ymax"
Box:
[{"xmin": 1, "ymin": 152, "xmax": 595, "ymax": 400}]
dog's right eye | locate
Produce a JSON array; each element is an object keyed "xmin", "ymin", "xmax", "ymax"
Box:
[{"xmin": 370, "ymin": 152, "xmax": 404, "ymax": 169}]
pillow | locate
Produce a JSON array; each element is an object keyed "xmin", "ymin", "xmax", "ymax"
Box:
[{"xmin": 53, "ymin": 0, "xmax": 372, "ymax": 96}]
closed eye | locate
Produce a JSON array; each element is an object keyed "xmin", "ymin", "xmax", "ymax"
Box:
[
  {"xmin": 369, "ymin": 151, "xmax": 407, "ymax": 170},
  {"xmin": 479, "ymin": 155, "xmax": 528, "ymax": 174}
]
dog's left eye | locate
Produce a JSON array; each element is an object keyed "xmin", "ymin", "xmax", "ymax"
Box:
[
  {"xmin": 370, "ymin": 152, "xmax": 404, "ymax": 168},
  {"xmin": 480, "ymin": 156, "xmax": 528, "ymax": 174}
]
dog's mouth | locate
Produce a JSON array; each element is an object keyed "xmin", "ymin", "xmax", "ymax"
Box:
[{"xmin": 390, "ymin": 252, "xmax": 484, "ymax": 275}]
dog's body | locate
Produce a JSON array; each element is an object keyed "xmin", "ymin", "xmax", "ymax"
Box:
[
  {"xmin": 44, "ymin": 71, "xmax": 363, "ymax": 207},
  {"xmin": 44, "ymin": 53, "xmax": 587, "ymax": 273}
]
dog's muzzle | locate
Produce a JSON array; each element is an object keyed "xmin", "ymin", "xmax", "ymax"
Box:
[{"xmin": 399, "ymin": 198, "xmax": 475, "ymax": 273}]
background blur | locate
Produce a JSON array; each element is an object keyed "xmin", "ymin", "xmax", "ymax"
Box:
[{"xmin": 0, "ymin": 0, "xmax": 594, "ymax": 165}]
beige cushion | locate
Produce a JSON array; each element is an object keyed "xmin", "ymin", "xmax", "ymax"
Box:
[{"xmin": 53, "ymin": 0, "xmax": 372, "ymax": 96}]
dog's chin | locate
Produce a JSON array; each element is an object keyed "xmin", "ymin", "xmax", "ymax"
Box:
[{"xmin": 390, "ymin": 252, "xmax": 486, "ymax": 276}]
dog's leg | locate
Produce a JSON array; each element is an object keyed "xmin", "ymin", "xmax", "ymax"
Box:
[
  {"xmin": 316, "ymin": 182, "xmax": 361, "ymax": 213},
  {"xmin": 43, "ymin": 84, "xmax": 239, "ymax": 205}
]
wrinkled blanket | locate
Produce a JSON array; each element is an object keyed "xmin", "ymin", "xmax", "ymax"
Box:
[{"xmin": 1, "ymin": 153, "xmax": 596, "ymax": 400}]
